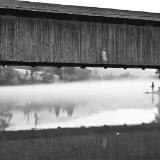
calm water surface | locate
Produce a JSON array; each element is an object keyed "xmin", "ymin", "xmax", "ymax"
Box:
[{"xmin": 0, "ymin": 79, "xmax": 159, "ymax": 131}]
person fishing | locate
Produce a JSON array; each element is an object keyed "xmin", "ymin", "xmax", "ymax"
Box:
[{"xmin": 151, "ymin": 82, "xmax": 154, "ymax": 92}]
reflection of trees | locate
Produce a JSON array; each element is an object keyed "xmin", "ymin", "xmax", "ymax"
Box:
[
  {"xmin": 0, "ymin": 100, "xmax": 15, "ymax": 131},
  {"xmin": 18, "ymin": 102, "xmax": 76, "ymax": 129},
  {"xmin": 54, "ymin": 107, "xmax": 60, "ymax": 117},
  {"xmin": 19, "ymin": 102, "xmax": 40, "ymax": 130},
  {"xmin": 34, "ymin": 112, "xmax": 38, "ymax": 130},
  {"xmin": 0, "ymin": 111, "xmax": 12, "ymax": 131},
  {"xmin": 0, "ymin": 99, "xmax": 76, "ymax": 130},
  {"xmin": 154, "ymin": 88, "xmax": 160, "ymax": 123},
  {"xmin": 17, "ymin": 102, "xmax": 76, "ymax": 123},
  {"xmin": 0, "ymin": 103, "xmax": 13, "ymax": 131},
  {"xmin": 66, "ymin": 104, "xmax": 74, "ymax": 117},
  {"xmin": 146, "ymin": 87, "xmax": 160, "ymax": 123},
  {"xmin": 54, "ymin": 103, "xmax": 75, "ymax": 118}
]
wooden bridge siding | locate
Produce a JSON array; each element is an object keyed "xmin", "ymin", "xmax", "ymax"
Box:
[
  {"xmin": 1, "ymin": 131, "xmax": 160, "ymax": 160},
  {"xmin": 0, "ymin": 15, "xmax": 160, "ymax": 66}
]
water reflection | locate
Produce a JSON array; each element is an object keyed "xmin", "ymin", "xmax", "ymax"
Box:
[
  {"xmin": 0, "ymin": 110, "xmax": 12, "ymax": 131},
  {"xmin": 0, "ymin": 99, "xmax": 77, "ymax": 130},
  {"xmin": 0, "ymin": 80, "xmax": 159, "ymax": 131},
  {"xmin": 0, "ymin": 100, "xmax": 14, "ymax": 131},
  {"xmin": 145, "ymin": 87, "xmax": 160, "ymax": 123}
]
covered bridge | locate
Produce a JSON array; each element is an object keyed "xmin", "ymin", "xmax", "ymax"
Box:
[{"xmin": 0, "ymin": 0, "xmax": 160, "ymax": 68}]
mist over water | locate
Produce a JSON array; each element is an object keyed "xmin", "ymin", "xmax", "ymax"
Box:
[{"xmin": 0, "ymin": 79, "xmax": 159, "ymax": 131}]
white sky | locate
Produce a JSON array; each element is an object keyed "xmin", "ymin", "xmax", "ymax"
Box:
[{"xmin": 21, "ymin": 0, "xmax": 160, "ymax": 13}]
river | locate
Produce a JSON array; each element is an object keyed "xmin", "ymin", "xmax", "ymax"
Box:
[{"xmin": 0, "ymin": 79, "xmax": 159, "ymax": 131}]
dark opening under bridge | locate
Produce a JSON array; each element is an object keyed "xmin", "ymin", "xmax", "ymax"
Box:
[{"xmin": 1, "ymin": 0, "xmax": 160, "ymax": 68}]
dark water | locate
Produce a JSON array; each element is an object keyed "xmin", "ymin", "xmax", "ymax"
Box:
[{"xmin": 0, "ymin": 80, "xmax": 159, "ymax": 131}]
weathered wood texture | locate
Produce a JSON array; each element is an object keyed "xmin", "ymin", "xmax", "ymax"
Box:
[
  {"xmin": 1, "ymin": 129, "xmax": 160, "ymax": 160},
  {"xmin": 0, "ymin": 15, "xmax": 160, "ymax": 67},
  {"xmin": 0, "ymin": 1, "xmax": 160, "ymax": 67}
]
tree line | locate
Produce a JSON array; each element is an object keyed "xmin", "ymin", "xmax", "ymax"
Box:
[
  {"xmin": 0, "ymin": 66, "xmax": 139, "ymax": 86},
  {"xmin": 0, "ymin": 66, "xmax": 93, "ymax": 85}
]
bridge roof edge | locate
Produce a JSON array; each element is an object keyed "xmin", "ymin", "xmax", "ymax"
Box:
[{"xmin": 0, "ymin": 0, "xmax": 160, "ymax": 22}]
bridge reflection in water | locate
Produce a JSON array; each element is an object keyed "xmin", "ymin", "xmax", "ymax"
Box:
[{"xmin": 0, "ymin": 81, "xmax": 160, "ymax": 160}]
